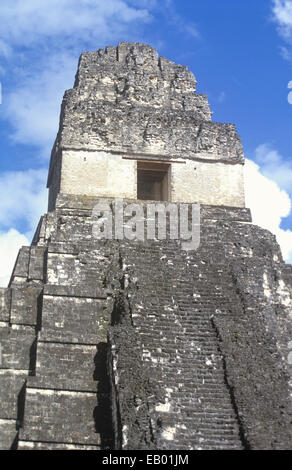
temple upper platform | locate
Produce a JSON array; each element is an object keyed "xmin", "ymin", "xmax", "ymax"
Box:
[{"xmin": 47, "ymin": 43, "xmax": 245, "ymax": 210}]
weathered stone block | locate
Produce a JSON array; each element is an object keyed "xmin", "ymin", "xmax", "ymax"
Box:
[
  {"xmin": 10, "ymin": 246, "xmax": 30, "ymax": 283},
  {"xmin": 0, "ymin": 371, "xmax": 27, "ymax": 420},
  {"xmin": 0, "ymin": 419, "xmax": 17, "ymax": 450},
  {"xmin": 0, "ymin": 326, "xmax": 35, "ymax": 370},
  {"xmin": 39, "ymin": 295, "xmax": 109, "ymax": 344},
  {"xmin": 20, "ymin": 388, "xmax": 100, "ymax": 445},
  {"xmin": 10, "ymin": 286, "xmax": 42, "ymax": 326},
  {"xmin": 0, "ymin": 288, "xmax": 11, "ymax": 322},
  {"xmin": 43, "ymin": 283, "xmax": 107, "ymax": 299},
  {"xmin": 201, "ymin": 205, "xmax": 252, "ymax": 223},
  {"xmin": 31, "ymin": 342, "xmax": 99, "ymax": 392},
  {"xmin": 28, "ymin": 246, "xmax": 46, "ymax": 281}
]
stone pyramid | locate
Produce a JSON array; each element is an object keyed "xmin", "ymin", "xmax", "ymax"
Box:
[{"xmin": 0, "ymin": 43, "xmax": 291, "ymax": 450}]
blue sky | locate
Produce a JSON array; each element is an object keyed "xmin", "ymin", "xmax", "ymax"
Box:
[{"xmin": 0, "ymin": 0, "xmax": 292, "ymax": 285}]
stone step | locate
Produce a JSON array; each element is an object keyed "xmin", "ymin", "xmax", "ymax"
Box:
[
  {"xmin": 0, "ymin": 418, "xmax": 18, "ymax": 450},
  {"xmin": 20, "ymin": 388, "xmax": 101, "ymax": 446}
]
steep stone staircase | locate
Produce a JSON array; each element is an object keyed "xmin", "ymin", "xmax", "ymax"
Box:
[{"xmin": 119, "ymin": 238, "xmax": 244, "ymax": 450}]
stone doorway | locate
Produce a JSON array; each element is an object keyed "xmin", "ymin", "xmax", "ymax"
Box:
[{"xmin": 137, "ymin": 162, "xmax": 170, "ymax": 201}]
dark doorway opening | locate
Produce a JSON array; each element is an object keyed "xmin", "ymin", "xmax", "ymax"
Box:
[{"xmin": 137, "ymin": 162, "xmax": 170, "ymax": 201}]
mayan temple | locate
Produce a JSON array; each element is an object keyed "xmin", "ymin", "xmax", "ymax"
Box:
[{"xmin": 0, "ymin": 43, "xmax": 291, "ymax": 450}]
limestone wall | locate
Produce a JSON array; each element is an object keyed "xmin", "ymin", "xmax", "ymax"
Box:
[
  {"xmin": 53, "ymin": 149, "xmax": 245, "ymax": 207},
  {"xmin": 61, "ymin": 150, "xmax": 137, "ymax": 200},
  {"xmin": 171, "ymin": 159, "xmax": 245, "ymax": 206}
]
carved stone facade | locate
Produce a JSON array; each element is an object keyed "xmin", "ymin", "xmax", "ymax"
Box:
[{"xmin": 0, "ymin": 44, "xmax": 291, "ymax": 450}]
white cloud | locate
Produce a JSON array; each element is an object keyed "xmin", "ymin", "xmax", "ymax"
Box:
[
  {"xmin": 253, "ymin": 143, "xmax": 292, "ymax": 192},
  {"xmin": 272, "ymin": 1, "xmax": 292, "ymax": 62},
  {"xmin": 4, "ymin": 54, "xmax": 77, "ymax": 157},
  {"xmin": 244, "ymin": 158, "xmax": 292, "ymax": 263},
  {"xmin": 0, "ymin": 0, "xmax": 151, "ymax": 53},
  {"xmin": 0, "ymin": 229, "xmax": 29, "ymax": 287},
  {"xmin": 272, "ymin": 0, "xmax": 292, "ymax": 40},
  {"xmin": 0, "ymin": 168, "xmax": 47, "ymax": 231},
  {"xmin": 280, "ymin": 44, "xmax": 292, "ymax": 60}
]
